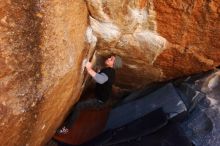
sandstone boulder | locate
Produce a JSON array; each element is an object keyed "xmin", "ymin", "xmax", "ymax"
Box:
[
  {"xmin": 0, "ymin": 0, "xmax": 220, "ymax": 145},
  {"xmin": 0, "ymin": 1, "xmax": 88, "ymax": 145},
  {"xmin": 86, "ymin": 0, "xmax": 220, "ymax": 88}
]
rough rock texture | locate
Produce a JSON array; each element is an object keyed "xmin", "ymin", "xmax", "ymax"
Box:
[
  {"xmin": 154, "ymin": 0, "xmax": 220, "ymax": 80},
  {"xmin": 86, "ymin": 0, "xmax": 220, "ymax": 88},
  {"xmin": 180, "ymin": 70, "xmax": 220, "ymax": 146},
  {"xmin": 0, "ymin": 0, "xmax": 88, "ymax": 146},
  {"xmin": 0, "ymin": 0, "xmax": 220, "ymax": 145}
]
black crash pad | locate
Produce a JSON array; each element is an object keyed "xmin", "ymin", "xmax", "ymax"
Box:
[
  {"xmin": 81, "ymin": 109, "xmax": 192, "ymax": 146},
  {"xmin": 81, "ymin": 108, "xmax": 168, "ymax": 146},
  {"xmin": 105, "ymin": 83, "xmax": 187, "ymax": 130},
  {"xmin": 102, "ymin": 108, "xmax": 168, "ymax": 145},
  {"xmin": 108, "ymin": 122, "xmax": 193, "ymax": 146}
]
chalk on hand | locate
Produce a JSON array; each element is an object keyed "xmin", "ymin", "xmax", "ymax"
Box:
[{"xmin": 82, "ymin": 58, "xmax": 88, "ymax": 69}]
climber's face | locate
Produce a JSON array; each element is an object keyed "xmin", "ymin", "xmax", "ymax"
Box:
[{"xmin": 105, "ymin": 56, "xmax": 115, "ymax": 68}]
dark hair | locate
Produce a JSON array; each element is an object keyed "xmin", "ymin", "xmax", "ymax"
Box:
[{"xmin": 102, "ymin": 53, "xmax": 116, "ymax": 60}]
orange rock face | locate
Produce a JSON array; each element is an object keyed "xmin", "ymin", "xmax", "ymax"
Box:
[
  {"xmin": 0, "ymin": 0, "xmax": 88, "ymax": 146},
  {"xmin": 154, "ymin": 0, "xmax": 220, "ymax": 79},
  {"xmin": 0, "ymin": 0, "xmax": 220, "ymax": 145},
  {"xmin": 86, "ymin": 0, "xmax": 220, "ymax": 88}
]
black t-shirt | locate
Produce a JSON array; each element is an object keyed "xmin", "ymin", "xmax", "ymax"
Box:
[{"xmin": 95, "ymin": 67, "xmax": 115, "ymax": 102}]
